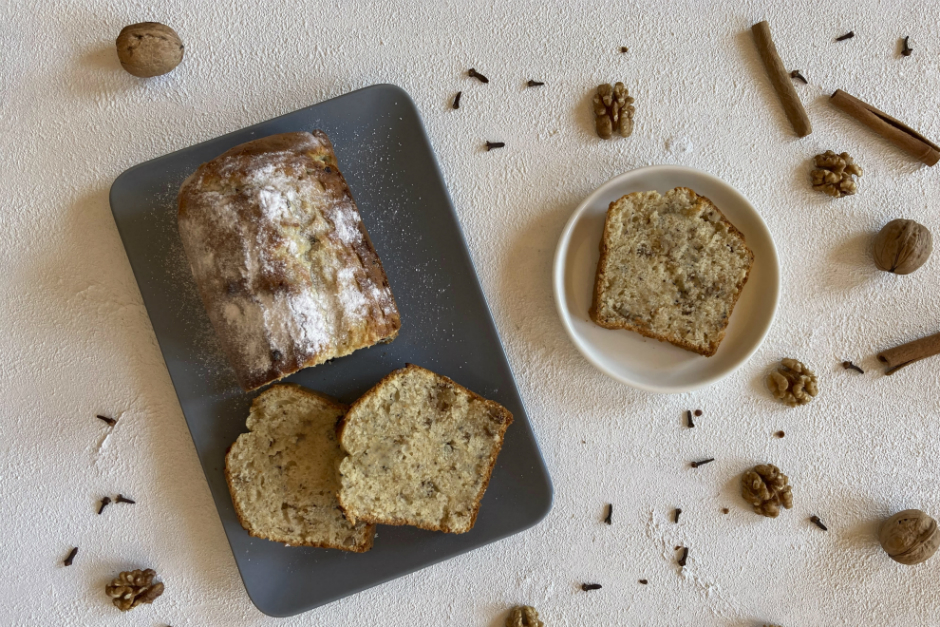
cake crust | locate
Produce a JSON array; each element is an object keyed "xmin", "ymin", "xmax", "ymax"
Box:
[{"xmin": 178, "ymin": 131, "xmax": 400, "ymax": 390}]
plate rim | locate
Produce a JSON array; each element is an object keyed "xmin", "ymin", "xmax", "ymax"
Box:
[{"xmin": 552, "ymin": 164, "xmax": 780, "ymax": 393}]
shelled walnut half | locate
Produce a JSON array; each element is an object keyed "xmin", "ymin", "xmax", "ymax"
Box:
[
  {"xmin": 742, "ymin": 464, "xmax": 793, "ymax": 518},
  {"xmin": 811, "ymin": 150, "xmax": 861, "ymax": 197},
  {"xmin": 105, "ymin": 568, "xmax": 164, "ymax": 611},
  {"xmin": 767, "ymin": 358, "xmax": 818, "ymax": 406},
  {"xmin": 593, "ymin": 82, "xmax": 635, "ymax": 139},
  {"xmin": 507, "ymin": 605, "xmax": 544, "ymax": 627}
]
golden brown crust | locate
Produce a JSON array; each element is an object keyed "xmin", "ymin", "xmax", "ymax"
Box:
[
  {"xmin": 224, "ymin": 383, "xmax": 375, "ymax": 551},
  {"xmin": 589, "ymin": 187, "xmax": 753, "ymax": 357},
  {"xmin": 253, "ymin": 382, "xmax": 347, "ymax": 414},
  {"xmin": 213, "ymin": 132, "xmax": 334, "ymax": 162},
  {"xmin": 336, "ymin": 364, "xmax": 512, "ymax": 534},
  {"xmin": 178, "ymin": 131, "xmax": 401, "ymax": 391}
]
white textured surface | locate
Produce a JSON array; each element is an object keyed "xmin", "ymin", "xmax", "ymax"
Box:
[{"xmin": 2, "ymin": 1, "xmax": 939, "ymax": 624}]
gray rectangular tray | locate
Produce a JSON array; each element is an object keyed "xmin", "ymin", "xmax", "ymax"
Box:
[{"xmin": 109, "ymin": 84, "xmax": 552, "ymax": 617}]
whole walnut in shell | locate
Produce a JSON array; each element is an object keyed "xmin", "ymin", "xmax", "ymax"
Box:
[
  {"xmin": 872, "ymin": 219, "xmax": 932, "ymax": 275},
  {"xmin": 879, "ymin": 509, "xmax": 940, "ymax": 565},
  {"xmin": 116, "ymin": 22, "xmax": 184, "ymax": 78}
]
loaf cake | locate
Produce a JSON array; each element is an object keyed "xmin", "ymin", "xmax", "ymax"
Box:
[
  {"xmin": 590, "ymin": 187, "xmax": 754, "ymax": 356},
  {"xmin": 337, "ymin": 364, "xmax": 513, "ymax": 534},
  {"xmin": 178, "ymin": 131, "xmax": 401, "ymax": 391},
  {"xmin": 225, "ymin": 383, "xmax": 375, "ymax": 551}
]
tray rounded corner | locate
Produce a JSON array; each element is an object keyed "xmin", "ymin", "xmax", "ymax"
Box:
[
  {"xmin": 366, "ymin": 82, "xmax": 414, "ymax": 102},
  {"xmin": 526, "ymin": 473, "xmax": 554, "ymax": 529},
  {"xmin": 109, "ymin": 166, "xmax": 141, "ymax": 210}
]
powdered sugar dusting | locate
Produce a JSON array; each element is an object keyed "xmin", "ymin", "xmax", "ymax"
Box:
[
  {"xmin": 284, "ymin": 288, "xmax": 329, "ymax": 359},
  {"xmin": 330, "ymin": 200, "xmax": 363, "ymax": 246},
  {"xmin": 257, "ymin": 187, "xmax": 293, "ymax": 224},
  {"xmin": 336, "ymin": 266, "xmax": 369, "ymax": 315}
]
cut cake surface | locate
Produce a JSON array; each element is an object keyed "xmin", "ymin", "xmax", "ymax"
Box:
[
  {"xmin": 590, "ymin": 187, "xmax": 754, "ymax": 356},
  {"xmin": 337, "ymin": 365, "xmax": 513, "ymax": 534}
]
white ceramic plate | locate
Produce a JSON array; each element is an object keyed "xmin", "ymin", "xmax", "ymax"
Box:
[{"xmin": 553, "ymin": 165, "xmax": 779, "ymax": 393}]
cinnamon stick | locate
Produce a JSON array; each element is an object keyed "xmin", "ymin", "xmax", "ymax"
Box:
[
  {"xmin": 830, "ymin": 89, "xmax": 940, "ymax": 166},
  {"xmin": 751, "ymin": 21, "xmax": 812, "ymax": 137},
  {"xmin": 877, "ymin": 331, "xmax": 940, "ymax": 374}
]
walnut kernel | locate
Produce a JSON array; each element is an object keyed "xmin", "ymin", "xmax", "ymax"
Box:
[
  {"xmin": 105, "ymin": 568, "xmax": 164, "ymax": 611},
  {"xmin": 811, "ymin": 150, "xmax": 861, "ymax": 197},
  {"xmin": 872, "ymin": 219, "xmax": 932, "ymax": 275},
  {"xmin": 116, "ymin": 22, "xmax": 184, "ymax": 78},
  {"xmin": 593, "ymin": 82, "xmax": 635, "ymax": 139},
  {"xmin": 741, "ymin": 464, "xmax": 793, "ymax": 518},
  {"xmin": 507, "ymin": 605, "xmax": 544, "ymax": 627},
  {"xmin": 879, "ymin": 509, "xmax": 940, "ymax": 565},
  {"xmin": 767, "ymin": 358, "xmax": 818, "ymax": 406}
]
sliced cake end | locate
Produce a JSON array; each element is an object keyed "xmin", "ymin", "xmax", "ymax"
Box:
[{"xmin": 225, "ymin": 383, "xmax": 375, "ymax": 551}]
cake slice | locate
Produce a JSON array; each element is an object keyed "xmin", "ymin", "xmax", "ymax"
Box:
[
  {"xmin": 225, "ymin": 383, "xmax": 375, "ymax": 551},
  {"xmin": 178, "ymin": 131, "xmax": 401, "ymax": 391},
  {"xmin": 337, "ymin": 364, "xmax": 513, "ymax": 534},
  {"xmin": 590, "ymin": 187, "xmax": 754, "ymax": 356}
]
